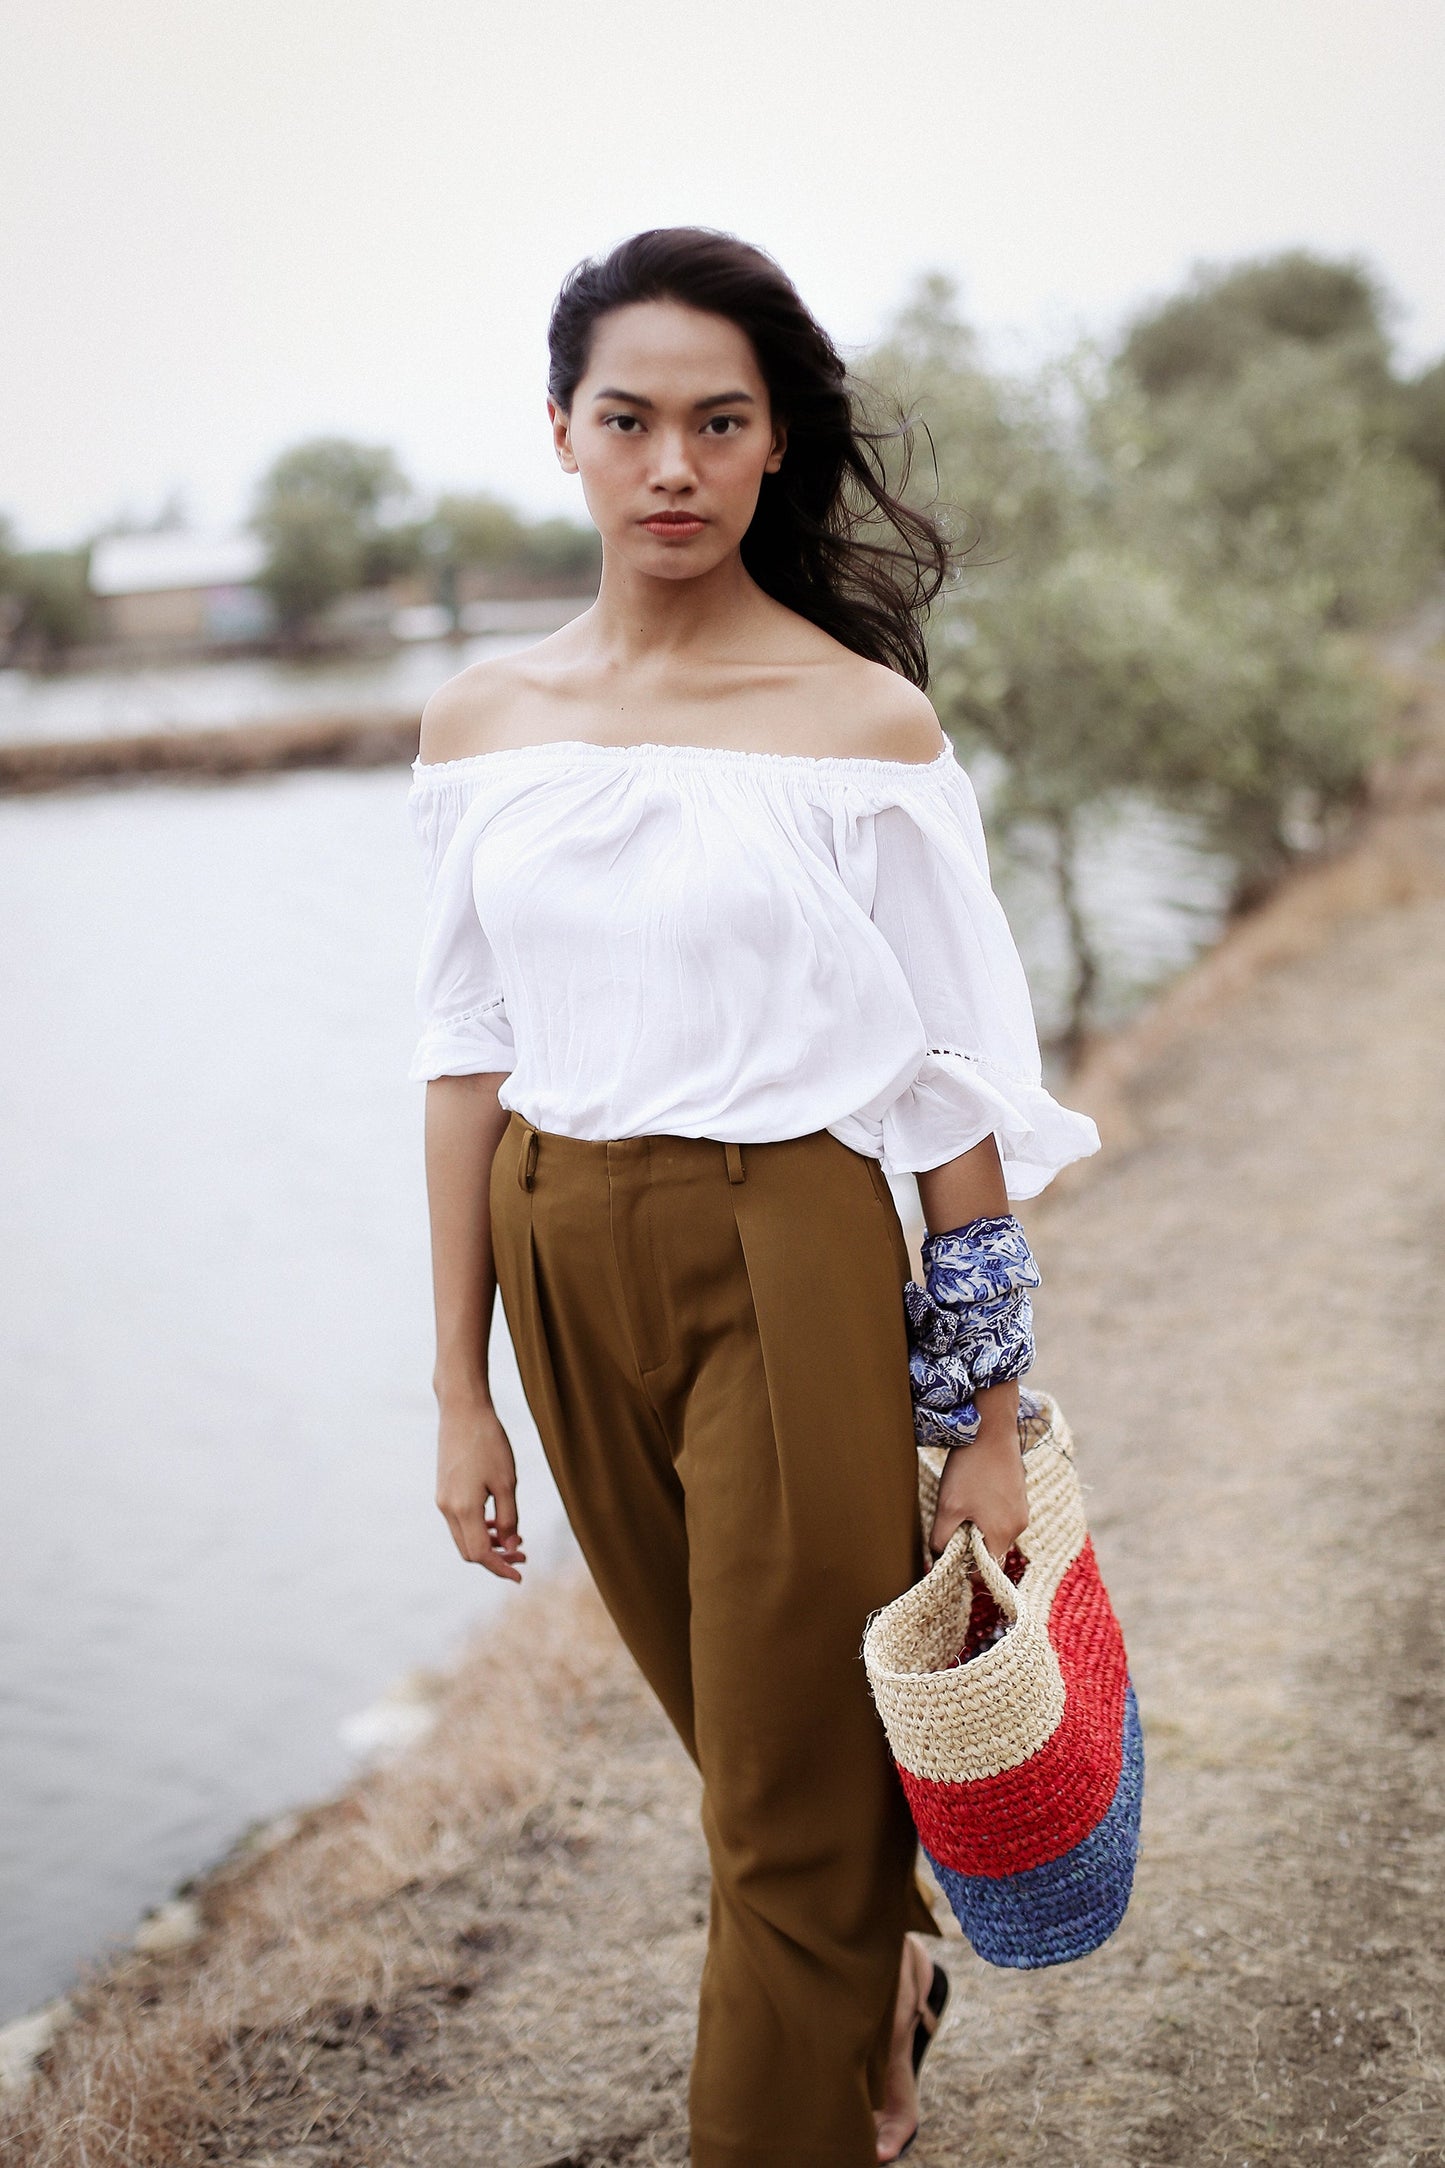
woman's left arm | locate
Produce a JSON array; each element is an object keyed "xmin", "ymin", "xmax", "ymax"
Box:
[{"xmin": 915, "ymin": 1135, "xmax": 1029, "ymax": 1567}]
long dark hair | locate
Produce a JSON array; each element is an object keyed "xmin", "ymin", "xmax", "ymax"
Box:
[{"xmin": 546, "ymin": 227, "xmax": 957, "ymax": 688}]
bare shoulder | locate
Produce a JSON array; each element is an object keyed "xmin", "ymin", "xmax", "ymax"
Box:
[
  {"xmin": 417, "ymin": 652, "xmax": 528, "ymax": 764},
  {"xmin": 822, "ymin": 652, "xmax": 948, "ymax": 765},
  {"xmin": 760, "ymin": 604, "xmax": 948, "ymax": 762}
]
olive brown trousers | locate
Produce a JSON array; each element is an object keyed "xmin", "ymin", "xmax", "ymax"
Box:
[{"xmin": 490, "ymin": 1112, "xmax": 939, "ymax": 2168}]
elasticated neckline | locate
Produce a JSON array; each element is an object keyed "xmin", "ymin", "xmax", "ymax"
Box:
[{"xmin": 409, "ymin": 736, "xmax": 956, "ymax": 787}]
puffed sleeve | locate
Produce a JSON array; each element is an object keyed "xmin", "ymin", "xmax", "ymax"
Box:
[
  {"xmin": 405, "ymin": 768, "xmax": 515, "ymax": 1082},
  {"xmin": 867, "ymin": 757, "xmax": 1100, "ymax": 1197}
]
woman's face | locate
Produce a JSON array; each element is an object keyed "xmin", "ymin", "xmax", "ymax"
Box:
[{"xmin": 550, "ymin": 300, "xmax": 786, "ymax": 581}]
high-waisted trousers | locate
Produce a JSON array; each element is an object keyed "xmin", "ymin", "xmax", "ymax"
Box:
[{"xmin": 490, "ymin": 1111, "xmax": 939, "ymax": 2168}]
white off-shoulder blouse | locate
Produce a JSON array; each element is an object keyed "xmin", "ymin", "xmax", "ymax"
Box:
[{"xmin": 405, "ymin": 737, "xmax": 1100, "ymax": 1198}]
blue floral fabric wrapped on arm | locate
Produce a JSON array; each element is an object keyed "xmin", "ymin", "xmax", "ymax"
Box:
[{"xmin": 904, "ymin": 1214, "xmax": 1041, "ymax": 1452}]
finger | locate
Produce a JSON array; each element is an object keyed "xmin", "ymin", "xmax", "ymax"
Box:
[
  {"xmin": 476, "ymin": 1545, "xmax": 523, "ymax": 1583},
  {"xmin": 468, "ymin": 1518, "xmax": 523, "ymax": 1581},
  {"xmin": 489, "ymin": 1480, "xmax": 519, "ymax": 1546},
  {"xmin": 929, "ymin": 1511, "xmax": 962, "ymax": 1558},
  {"xmin": 452, "ymin": 1504, "xmax": 513, "ymax": 1576}
]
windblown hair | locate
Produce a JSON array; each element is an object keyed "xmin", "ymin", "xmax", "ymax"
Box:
[{"xmin": 546, "ymin": 227, "xmax": 957, "ymax": 688}]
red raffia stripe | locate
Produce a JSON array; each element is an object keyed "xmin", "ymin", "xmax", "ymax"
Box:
[{"xmin": 898, "ymin": 1539, "xmax": 1130, "ymax": 1877}]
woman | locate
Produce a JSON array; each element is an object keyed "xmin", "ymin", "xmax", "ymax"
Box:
[{"xmin": 407, "ymin": 228, "xmax": 1099, "ymax": 2167}]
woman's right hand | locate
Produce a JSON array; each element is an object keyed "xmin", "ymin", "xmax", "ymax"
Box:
[
  {"xmin": 435, "ymin": 1397, "xmax": 526, "ymax": 1581},
  {"xmin": 926, "ymin": 1383, "xmax": 1027, "ymax": 1569}
]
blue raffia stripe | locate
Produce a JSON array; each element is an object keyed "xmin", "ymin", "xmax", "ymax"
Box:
[{"xmin": 924, "ymin": 1682, "xmax": 1145, "ymax": 1969}]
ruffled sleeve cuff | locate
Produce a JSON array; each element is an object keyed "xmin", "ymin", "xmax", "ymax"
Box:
[
  {"xmin": 879, "ymin": 1048, "xmax": 1101, "ymax": 1199},
  {"xmin": 406, "ymin": 996, "xmax": 515, "ymax": 1083}
]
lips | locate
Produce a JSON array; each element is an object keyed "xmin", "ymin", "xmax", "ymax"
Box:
[{"xmin": 641, "ymin": 513, "xmax": 707, "ymax": 538}]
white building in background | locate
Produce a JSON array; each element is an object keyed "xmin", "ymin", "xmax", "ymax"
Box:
[{"xmin": 89, "ymin": 532, "xmax": 275, "ymax": 649}]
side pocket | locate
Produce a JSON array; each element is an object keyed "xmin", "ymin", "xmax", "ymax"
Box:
[{"xmin": 866, "ymin": 1155, "xmax": 893, "ymax": 1209}]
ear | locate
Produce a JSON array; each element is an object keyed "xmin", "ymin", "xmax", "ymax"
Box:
[
  {"xmin": 548, "ymin": 396, "xmax": 578, "ymax": 475},
  {"xmin": 764, "ymin": 419, "xmax": 787, "ymax": 474}
]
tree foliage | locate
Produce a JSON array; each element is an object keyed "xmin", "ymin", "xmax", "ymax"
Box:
[
  {"xmin": 427, "ymin": 493, "xmax": 601, "ymax": 591},
  {"xmin": 869, "ymin": 256, "xmax": 1443, "ymax": 1048},
  {"xmin": 0, "ymin": 536, "xmax": 93, "ymax": 664},
  {"xmin": 249, "ymin": 447, "xmax": 601, "ymax": 638},
  {"xmin": 1399, "ymin": 357, "xmax": 1445, "ymax": 507},
  {"xmin": 1117, "ymin": 251, "xmax": 1391, "ymax": 399},
  {"xmin": 252, "ymin": 438, "xmax": 415, "ymax": 637}
]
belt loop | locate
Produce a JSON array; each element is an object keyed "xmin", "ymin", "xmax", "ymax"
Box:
[
  {"xmin": 519, "ymin": 1125, "xmax": 539, "ymax": 1191},
  {"xmin": 724, "ymin": 1140, "xmax": 745, "ymax": 1185}
]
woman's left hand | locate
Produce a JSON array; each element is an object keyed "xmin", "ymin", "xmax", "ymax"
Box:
[{"xmin": 927, "ymin": 1383, "xmax": 1027, "ymax": 1567}]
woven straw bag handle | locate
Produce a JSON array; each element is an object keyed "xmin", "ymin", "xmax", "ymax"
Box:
[{"xmin": 929, "ymin": 1517, "xmax": 1032, "ymax": 1634}]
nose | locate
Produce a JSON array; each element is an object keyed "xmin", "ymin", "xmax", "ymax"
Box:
[{"xmin": 650, "ymin": 425, "xmax": 698, "ymax": 495}]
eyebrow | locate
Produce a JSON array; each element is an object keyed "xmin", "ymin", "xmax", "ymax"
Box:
[{"xmin": 591, "ymin": 387, "xmax": 757, "ymax": 410}]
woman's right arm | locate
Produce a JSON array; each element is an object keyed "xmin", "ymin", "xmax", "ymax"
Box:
[{"xmin": 424, "ymin": 1071, "xmax": 527, "ymax": 1581}]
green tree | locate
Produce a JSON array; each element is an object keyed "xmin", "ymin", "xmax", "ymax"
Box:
[
  {"xmin": 1109, "ymin": 316, "xmax": 1441, "ymax": 630},
  {"xmin": 430, "ymin": 492, "xmax": 528, "ymax": 572},
  {"xmin": 1399, "ymin": 357, "xmax": 1445, "ymax": 507},
  {"xmin": 252, "ymin": 437, "xmax": 413, "ymax": 638},
  {"xmin": 866, "ymin": 275, "xmax": 1074, "ymax": 570},
  {"xmin": 0, "ymin": 535, "xmax": 93, "ymax": 664},
  {"xmin": 425, "ymin": 492, "xmax": 600, "ymax": 599},
  {"xmin": 1118, "ymin": 250, "xmax": 1392, "ymax": 399},
  {"xmin": 867, "ymin": 268, "xmax": 1437, "ymax": 1049},
  {"xmin": 517, "ymin": 514, "xmax": 602, "ymax": 588}
]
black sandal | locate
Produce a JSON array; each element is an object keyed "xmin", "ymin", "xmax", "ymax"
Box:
[
  {"xmin": 883, "ymin": 1961, "xmax": 951, "ymax": 2162},
  {"xmin": 912, "ymin": 1958, "xmax": 950, "ymax": 2076}
]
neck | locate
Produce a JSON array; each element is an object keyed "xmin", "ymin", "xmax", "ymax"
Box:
[{"xmin": 585, "ymin": 546, "xmax": 766, "ymax": 664}]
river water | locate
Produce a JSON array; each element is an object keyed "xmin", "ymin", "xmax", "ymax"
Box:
[
  {"xmin": 0, "ymin": 652, "xmax": 1233, "ymax": 2022},
  {"xmin": 0, "ymin": 623, "xmax": 581, "ymax": 745}
]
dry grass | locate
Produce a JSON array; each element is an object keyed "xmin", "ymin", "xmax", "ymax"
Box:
[{"xmin": 0, "ymin": 1572, "xmax": 628, "ymax": 2168}]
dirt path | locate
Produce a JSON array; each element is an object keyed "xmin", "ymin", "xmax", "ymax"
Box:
[
  {"xmin": 344, "ymin": 818, "xmax": 1445, "ymax": 2168},
  {"xmin": 8, "ymin": 732, "xmax": 1445, "ymax": 2167}
]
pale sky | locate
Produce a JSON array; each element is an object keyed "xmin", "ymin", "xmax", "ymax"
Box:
[{"xmin": 3, "ymin": 0, "xmax": 1443, "ymax": 547}]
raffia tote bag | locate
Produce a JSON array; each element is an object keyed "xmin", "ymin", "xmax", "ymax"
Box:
[{"xmin": 863, "ymin": 1390, "xmax": 1144, "ymax": 1968}]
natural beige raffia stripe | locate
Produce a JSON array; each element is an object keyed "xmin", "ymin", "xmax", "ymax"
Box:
[{"xmin": 864, "ymin": 1393, "xmax": 1088, "ymax": 1785}]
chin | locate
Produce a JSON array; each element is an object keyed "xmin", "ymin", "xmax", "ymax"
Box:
[
  {"xmin": 650, "ymin": 555, "xmax": 719, "ymax": 581},
  {"xmin": 620, "ymin": 538, "xmax": 736, "ymax": 581}
]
